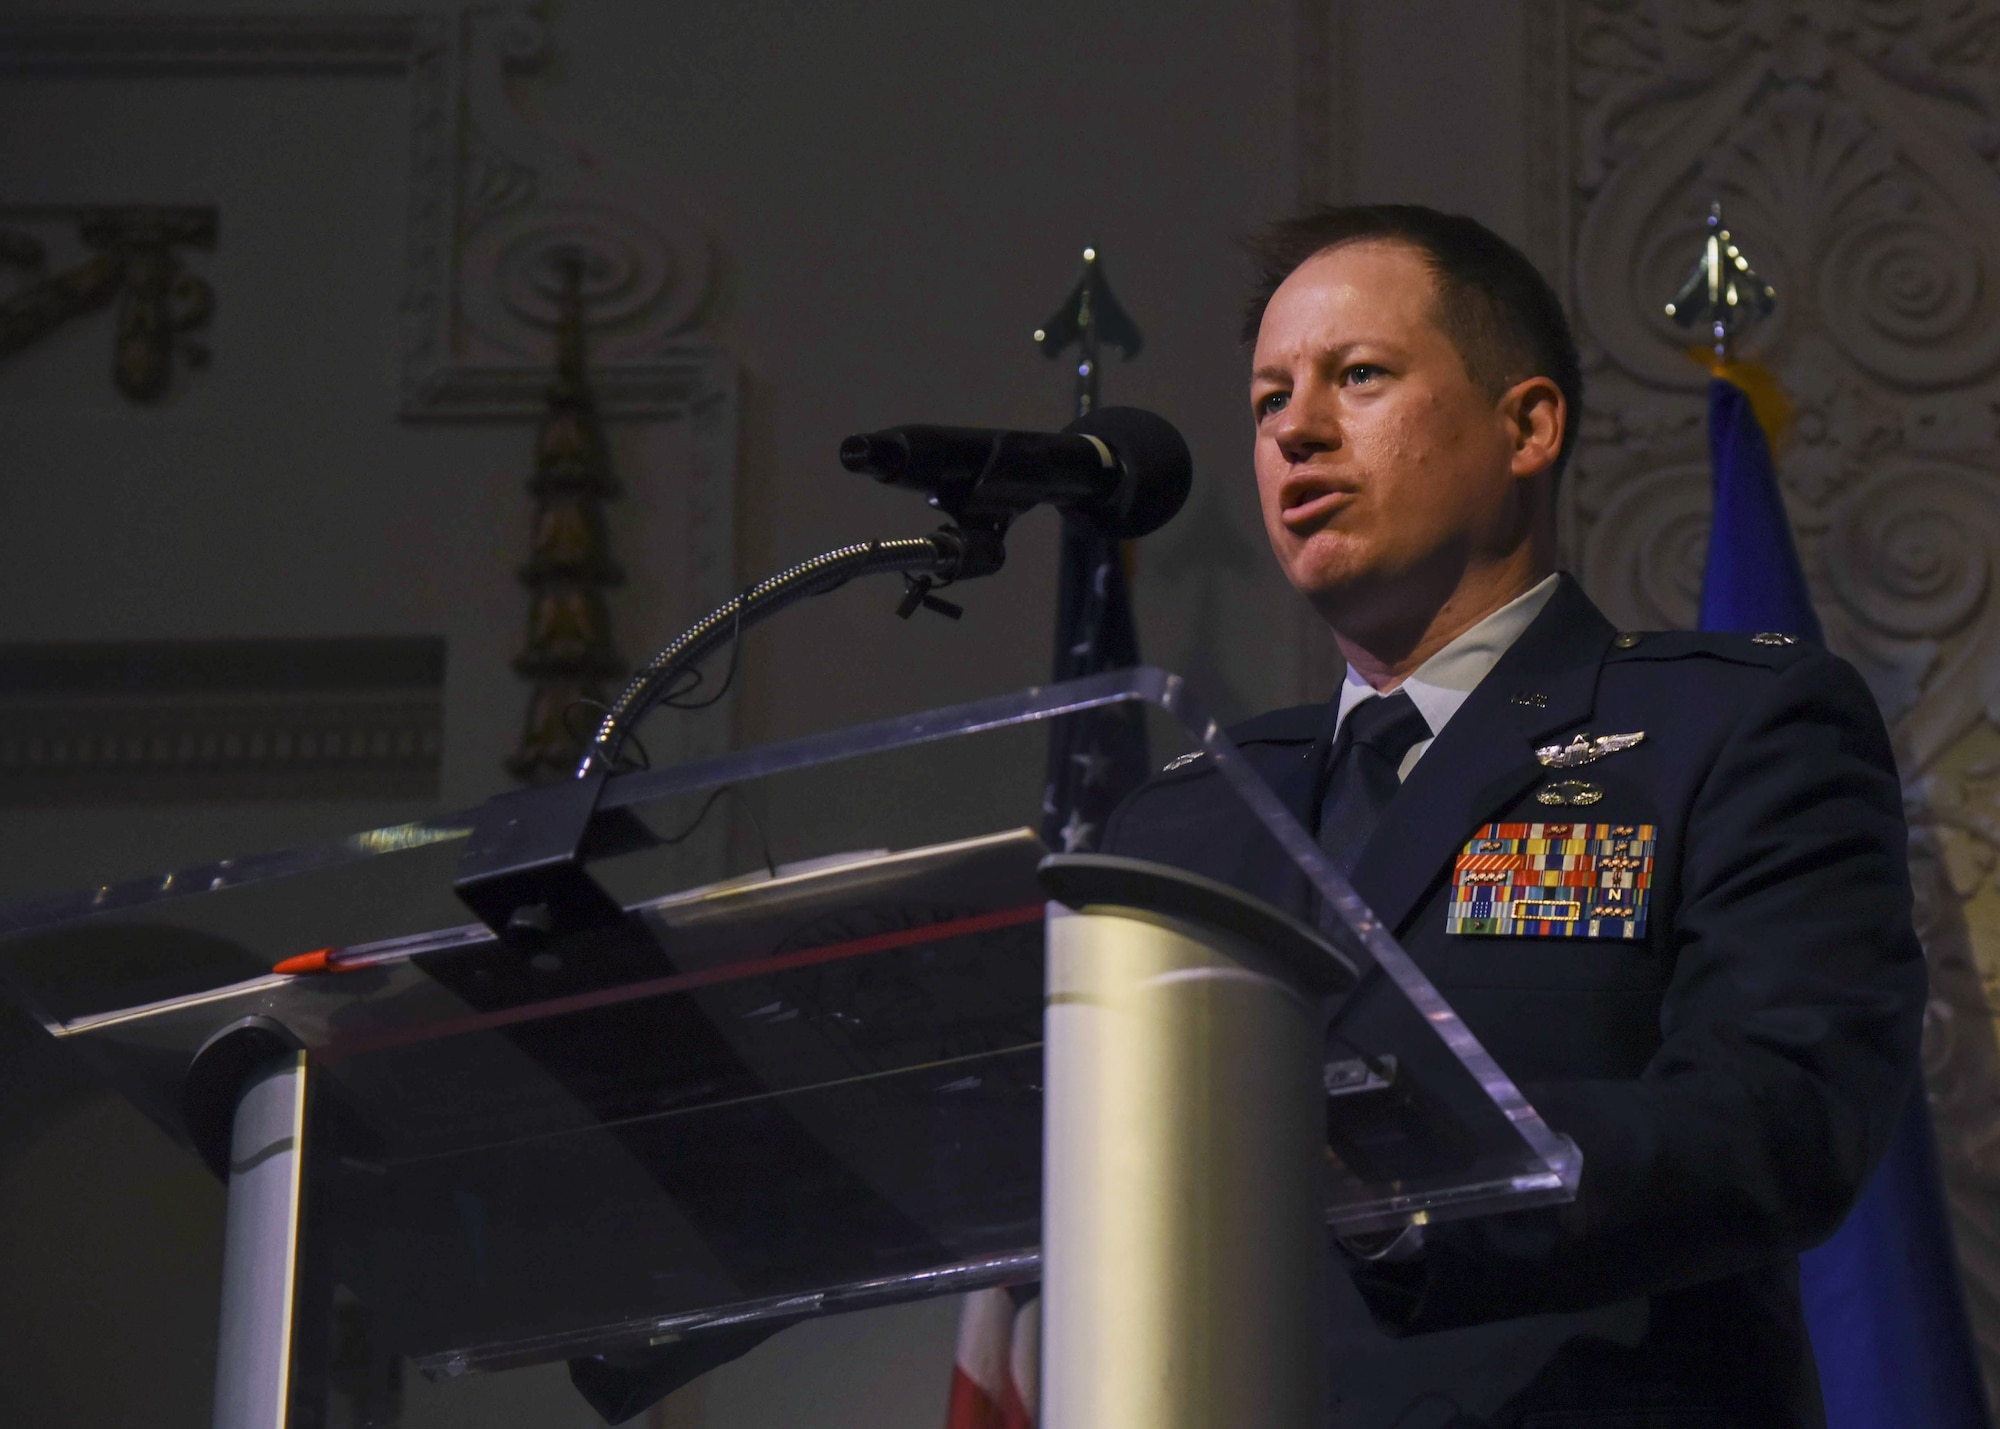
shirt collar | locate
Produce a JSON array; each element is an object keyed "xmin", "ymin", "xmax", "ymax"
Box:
[{"xmin": 1334, "ymin": 572, "xmax": 1562, "ymax": 742}]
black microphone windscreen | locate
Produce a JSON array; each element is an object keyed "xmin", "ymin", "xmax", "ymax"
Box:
[{"xmin": 1065, "ymin": 406, "xmax": 1193, "ymax": 539}]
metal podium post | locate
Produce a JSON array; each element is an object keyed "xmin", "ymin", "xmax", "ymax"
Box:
[
  {"xmin": 211, "ymin": 1050, "xmax": 308, "ymax": 1429},
  {"xmin": 1042, "ymin": 900, "xmax": 1328, "ymax": 1429}
]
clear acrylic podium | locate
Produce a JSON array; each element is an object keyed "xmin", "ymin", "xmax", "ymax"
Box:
[{"xmin": 0, "ymin": 669, "xmax": 1578, "ymax": 1429}]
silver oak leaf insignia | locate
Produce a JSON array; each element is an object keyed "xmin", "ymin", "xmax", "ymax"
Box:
[{"xmin": 1534, "ymin": 731, "xmax": 1646, "ymax": 769}]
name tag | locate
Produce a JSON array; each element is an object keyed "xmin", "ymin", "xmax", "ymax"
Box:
[{"xmin": 1447, "ymin": 821, "xmax": 1656, "ymax": 940}]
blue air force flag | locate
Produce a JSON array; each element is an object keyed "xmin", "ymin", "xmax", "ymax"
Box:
[{"xmin": 1700, "ymin": 368, "xmax": 1989, "ymax": 1429}]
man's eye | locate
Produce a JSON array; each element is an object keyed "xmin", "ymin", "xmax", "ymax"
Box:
[
  {"xmin": 1256, "ymin": 392, "xmax": 1289, "ymax": 418},
  {"xmin": 1343, "ymin": 364, "xmax": 1385, "ymax": 386}
]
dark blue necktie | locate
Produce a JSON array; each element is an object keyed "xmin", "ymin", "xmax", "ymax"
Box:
[{"xmin": 1315, "ymin": 690, "xmax": 1430, "ymax": 875}]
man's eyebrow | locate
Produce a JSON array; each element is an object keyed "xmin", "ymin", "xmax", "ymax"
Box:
[{"xmin": 1250, "ymin": 363, "xmax": 1292, "ymax": 383}]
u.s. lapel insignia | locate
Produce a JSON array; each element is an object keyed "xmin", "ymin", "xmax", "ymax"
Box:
[
  {"xmin": 1447, "ymin": 821, "xmax": 1655, "ymax": 940},
  {"xmin": 1536, "ymin": 779, "xmax": 1603, "ymax": 806},
  {"xmin": 1535, "ymin": 731, "xmax": 1646, "ymax": 769}
]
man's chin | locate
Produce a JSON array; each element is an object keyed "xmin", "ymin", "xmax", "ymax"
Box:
[
  {"xmin": 1287, "ymin": 555, "xmax": 1457, "ymax": 643},
  {"xmin": 1284, "ymin": 557, "xmax": 1383, "ymax": 614}
]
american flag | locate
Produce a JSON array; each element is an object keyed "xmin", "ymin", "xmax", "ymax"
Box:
[
  {"xmin": 1038, "ymin": 521, "xmax": 1151, "ymax": 854},
  {"xmin": 945, "ymin": 1285, "xmax": 1039, "ymax": 1429},
  {"xmin": 947, "ymin": 247, "xmax": 1150, "ymax": 1429},
  {"xmin": 1031, "ymin": 246, "xmax": 1150, "ymax": 855}
]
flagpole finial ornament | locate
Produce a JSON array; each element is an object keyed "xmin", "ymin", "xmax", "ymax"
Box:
[
  {"xmin": 1034, "ymin": 246, "xmax": 1143, "ymax": 420},
  {"xmin": 1663, "ymin": 201, "xmax": 1776, "ymax": 364}
]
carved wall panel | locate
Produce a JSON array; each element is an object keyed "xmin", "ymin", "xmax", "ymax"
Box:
[
  {"xmin": 0, "ymin": 9, "xmax": 739, "ymax": 786},
  {"xmin": 402, "ymin": 6, "xmax": 728, "ymax": 424},
  {"xmin": 0, "ymin": 638, "xmax": 443, "ymax": 805},
  {"xmin": 0, "ymin": 205, "xmax": 216, "ymax": 402},
  {"xmin": 1530, "ymin": 0, "xmax": 2000, "ymax": 1396},
  {"xmin": 0, "ymin": 11, "xmax": 732, "ymax": 419}
]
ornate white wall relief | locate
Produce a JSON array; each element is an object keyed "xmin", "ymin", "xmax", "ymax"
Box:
[
  {"xmin": 395, "ymin": 9, "xmax": 740, "ymax": 788},
  {"xmin": 401, "ymin": 6, "xmax": 728, "ymax": 425},
  {"xmin": 0, "ymin": 9, "xmax": 739, "ymax": 786},
  {"xmin": 1532, "ymin": 0, "xmax": 2000, "ymax": 1393},
  {"xmin": 0, "ymin": 8, "xmax": 733, "ymax": 414}
]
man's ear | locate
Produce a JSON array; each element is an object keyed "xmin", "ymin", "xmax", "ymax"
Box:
[{"xmin": 1501, "ymin": 376, "xmax": 1565, "ymax": 479}]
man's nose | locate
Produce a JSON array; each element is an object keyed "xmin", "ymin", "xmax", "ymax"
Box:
[{"xmin": 1273, "ymin": 385, "xmax": 1340, "ymax": 461}]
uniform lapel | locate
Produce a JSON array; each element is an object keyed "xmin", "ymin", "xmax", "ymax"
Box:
[
  {"xmin": 1229, "ymin": 710, "xmax": 1337, "ymax": 919},
  {"xmin": 1347, "ymin": 575, "xmax": 1617, "ymax": 935}
]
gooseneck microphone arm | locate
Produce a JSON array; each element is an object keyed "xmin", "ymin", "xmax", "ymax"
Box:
[
  {"xmin": 576, "ymin": 406, "xmax": 1192, "ymax": 779},
  {"xmin": 575, "ymin": 525, "xmax": 1004, "ymax": 779},
  {"xmin": 455, "ymin": 405, "xmax": 1188, "ymax": 945}
]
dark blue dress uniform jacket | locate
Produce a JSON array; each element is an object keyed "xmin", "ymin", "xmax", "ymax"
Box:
[{"xmin": 1101, "ymin": 574, "xmax": 1926, "ymax": 1429}]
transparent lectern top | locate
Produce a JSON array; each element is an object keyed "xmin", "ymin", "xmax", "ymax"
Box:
[{"xmin": 0, "ymin": 668, "xmax": 1577, "ymax": 1378}]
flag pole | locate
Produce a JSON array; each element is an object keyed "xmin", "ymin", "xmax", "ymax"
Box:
[
  {"xmin": 1031, "ymin": 249, "xmax": 1150, "ymax": 856},
  {"xmin": 1035, "ymin": 253, "xmax": 1328, "ymax": 1429},
  {"xmin": 943, "ymin": 251, "xmax": 1157, "ymax": 1429}
]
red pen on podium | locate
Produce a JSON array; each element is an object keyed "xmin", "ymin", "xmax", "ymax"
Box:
[{"xmin": 272, "ymin": 923, "xmax": 493, "ymax": 976}]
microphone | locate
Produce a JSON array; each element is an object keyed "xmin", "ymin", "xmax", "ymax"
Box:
[{"xmin": 839, "ymin": 405, "xmax": 1192, "ymax": 539}]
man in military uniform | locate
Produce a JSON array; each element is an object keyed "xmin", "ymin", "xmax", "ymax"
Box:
[{"xmin": 1103, "ymin": 206, "xmax": 1924, "ymax": 1428}]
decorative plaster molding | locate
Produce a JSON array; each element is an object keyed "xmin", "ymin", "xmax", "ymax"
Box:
[
  {"xmin": 0, "ymin": 7, "xmax": 739, "ymax": 792},
  {"xmin": 1537, "ymin": 0, "xmax": 2000, "ymax": 1394},
  {"xmin": 0, "ymin": 15, "xmax": 442, "ymax": 71},
  {"xmin": 1548, "ymin": 0, "xmax": 2000, "ymax": 764},
  {"xmin": 0, "ymin": 9, "xmax": 729, "ymax": 422},
  {"xmin": 0, "ymin": 638, "xmax": 444, "ymax": 805},
  {"xmin": 0, "ymin": 205, "xmax": 218, "ymax": 401},
  {"xmin": 400, "ymin": 6, "xmax": 725, "ymax": 421}
]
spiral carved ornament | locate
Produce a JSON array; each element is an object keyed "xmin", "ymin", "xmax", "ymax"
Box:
[
  {"xmin": 1575, "ymin": 463, "xmax": 1712, "ymax": 631},
  {"xmin": 1825, "ymin": 463, "xmax": 1998, "ymax": 643},
  {"xmin": 457, "ymin": 202, "xmax": 709, "ymax": 362}
]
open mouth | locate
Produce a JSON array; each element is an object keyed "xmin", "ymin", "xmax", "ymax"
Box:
[{"xmin": 1279, "ymin": 482, "xmax": 1357, "ymax": 532}]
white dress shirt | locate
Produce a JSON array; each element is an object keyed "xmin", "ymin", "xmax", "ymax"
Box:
[{"xmin": 1331, "ymin": 573, "xmax": 1561, "ymax": 781}]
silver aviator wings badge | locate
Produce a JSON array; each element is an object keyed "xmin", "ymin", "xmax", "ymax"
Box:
[{"xmin": 1535, "ymin": 731, "xmax": 1646, "ymax": 769}]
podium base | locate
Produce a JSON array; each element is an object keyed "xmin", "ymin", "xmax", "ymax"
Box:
[
  {"xmin": 211, "ymin": 1050, "xmax": 308, "ymax": 1429},
  {"xmin": 1043, "ymin": 900, "xmax": 1327, "ymax": 1428}
]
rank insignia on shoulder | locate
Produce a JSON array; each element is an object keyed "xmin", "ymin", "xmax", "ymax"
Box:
[
  {"xmin": 1447, "ymin": 821, "xmax": 1655, "ymax": 940},
  {"xmin": 1160, "ymin": 751, "xmax": 1204, "ymax": 773},
  {"xmin": 1535, "ymin": 730, "xmax": 1646, "ymax": 769},
  {"xmin": 1751, "ymin": 631, "xmax": 1796, "ymax": 646}
]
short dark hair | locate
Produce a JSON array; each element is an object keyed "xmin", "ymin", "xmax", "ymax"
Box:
[{"xmin": 1242, "ymin": 204, "xmax": 1583, "ymax": 479}]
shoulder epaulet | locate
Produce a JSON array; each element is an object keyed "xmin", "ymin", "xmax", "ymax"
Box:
[
  {"xmin": 1150, "ymin": 703, "xmax": 1323, "ymax": 778},
  {"xmin": 1603, "ymin": 628, "xmax": 1814, "ymax": 669},
  {"xmin": 1226, "ymin": 703, "xmax": 1324, "ymax": 745}
]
